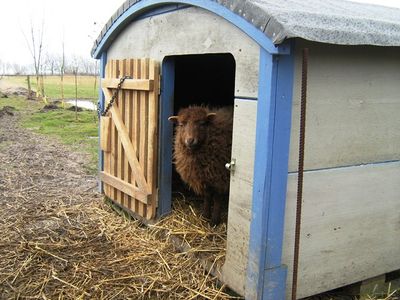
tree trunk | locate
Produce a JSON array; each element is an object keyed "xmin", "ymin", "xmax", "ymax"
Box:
[
  {"xmin": 27, "ymin": 75, "xmax": 33, "ymax": 100},
  {"xmin": 61, "ymin": 73, "xmax": 64, "ymax": 107},
  {"xmin": 75, "ymin": 71, "xmax": 78, "ymax": 121},
  {"xmin": 40, "ymin": 75, "xmax": 46, "ymax": 103}
]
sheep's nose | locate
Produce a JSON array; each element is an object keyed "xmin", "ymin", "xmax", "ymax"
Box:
[{"xmin": 185, "ymin": 138, "xmax": 197, "ymax": 147}]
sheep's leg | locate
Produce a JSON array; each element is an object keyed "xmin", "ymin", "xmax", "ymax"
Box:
[
  {"xmin": 211, "ymin": 194, "xmax": 222, "ymax": 226},
  {"xmin": 202, "ymin": 192, "xmax": 212, "ymax": 220}
]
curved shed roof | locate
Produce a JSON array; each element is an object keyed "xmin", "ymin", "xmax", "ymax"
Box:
[{"xmin": 91, "ymin": 0, "xmax": 400, "ymax": 58}]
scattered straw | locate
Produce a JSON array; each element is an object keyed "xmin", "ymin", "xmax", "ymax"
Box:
[
  {"xmin": 0, "ymin": 111, "xmax": 240, "ymax": 299},
  {"xmin": 150, "ymin": 193, "xmax": 228, "ymax": 269}
]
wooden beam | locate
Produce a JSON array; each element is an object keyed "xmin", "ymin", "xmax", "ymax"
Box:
[
  {"xmin": 146, "ymin": 59, "xmax": 159, "ymax": 219},
  {"xmin": 102, "ymin": 78, "xmax": 154, "ymax": 91},
  {"xmin": 100, "ymin": 116, "xmax": 111, "ymax": 152},
  {"xmin": 103, "ymin": 62, "xmax": 112, "ymax": 197},
  {"xmin": 110, "ymin": 105, "xmax": 151, "ymax": 194},
  {"xmin": 110, "ymin": 59, "xmax": 119, "ymax": 203},
  {"xmin": 138, "ymin": 58, "xmax": 149, "ymax": 218},
  {"xmin": 99, "ymin": 172, "xmax": 148, "ymax": 204},
  {"xmin": 102, "ymin": 87, "xmax": 113, "ymax": 106},
  {"xmin": 133, "ymin": 58, "xmax": 143, "ymax": 216},
  {"xmin": 124, "ymin": 59, "xmax": 133, "ymax": 209},
  {"xmin": 116, "ymin": 62, "xmax": 125, "ymax": 205}
]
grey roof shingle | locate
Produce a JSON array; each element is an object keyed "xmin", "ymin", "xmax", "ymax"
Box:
[
  {"xmin": 92, "ymin": 0, "xmax": 400, "ymax": 57},
  {"xmin": 229, "ymin": 0, "xmax": 400, "ymax": 46}
]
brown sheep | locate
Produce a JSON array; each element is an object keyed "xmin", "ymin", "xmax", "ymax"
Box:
[{"xmin": 168, "ymin": 105, "xmax": 233, "ymax": 225}]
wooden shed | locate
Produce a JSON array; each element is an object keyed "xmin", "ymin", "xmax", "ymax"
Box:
[{"xmin": 92, "ymin": 0, "xmax": 400, "ymax": 299}]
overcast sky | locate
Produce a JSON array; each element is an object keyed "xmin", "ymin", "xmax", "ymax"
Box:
[
  {"xmin": 1, "ymin": 0, "xmax": 400, "ymax": 66},
  {"xmin": 0, "ymin": 0, "xmax": 125, "ymax": 65}
]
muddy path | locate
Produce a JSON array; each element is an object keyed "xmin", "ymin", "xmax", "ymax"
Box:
[{"xmin": 0, "ymin": 105, "xmax": 101, "ymax": 298}]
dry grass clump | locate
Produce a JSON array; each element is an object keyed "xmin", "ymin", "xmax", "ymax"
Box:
[
  {"xmin": 151, "ymin": 193, "xmax": 228, "ymax": 276},
  {"xmin": 364, "ymin": 285, "xmax": 399, "ymax": 300},
  {"xmin": 0, "ymin": 195, "xmax": 240, "ymax": 299}
]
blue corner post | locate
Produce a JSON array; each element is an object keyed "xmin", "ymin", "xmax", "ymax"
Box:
[
  {"xmin": 157, "ymin": 57, "xmax": 175, "ymax": 217},
  {"xmin": 97, "ymin": 52, "xmax": 107, "ymax": 193},
  {"xmin": 246, "ymin": 42, "xmax": 295, "ymax": 300}
]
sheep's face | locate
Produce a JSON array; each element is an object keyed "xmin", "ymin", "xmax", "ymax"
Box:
[{"xmin": 168, "ymin": 107, "xmax": 216, "ymax": 151}]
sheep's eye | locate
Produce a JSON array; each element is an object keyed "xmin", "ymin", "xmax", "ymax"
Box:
[
  {"xmin": 198, "ymin": 121, "xmax": 207, "ymax": 126},
  {"xmin": 178, "ymin": 122, "xmax": 186, "ymax": 127}
]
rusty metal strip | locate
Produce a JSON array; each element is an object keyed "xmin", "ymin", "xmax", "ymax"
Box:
[{"xmin": 292, "ymin": 48, "xmax": 309, "ymax": 300}]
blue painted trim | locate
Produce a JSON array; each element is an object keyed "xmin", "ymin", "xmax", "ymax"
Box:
[
  {"xmin": 246, "ymin": 48, "xmax": 277, "ymax": 300},
  {"xmin": 246, "ymin": 42, "xmax": 295, "ymax": 300},
  {"xmin": 264, "ymin": 266, "xmax": 287, "ymax": 299},
  {"xmin": 135, "ymin": 3, "xmax": 190, "ymax": 21},
  {"xmin": 157, "ymin": 57, "xmax": 175, "ymax": 217},
  {"xmin": 98, "ymin": 52, "xmax": 107, "ymax": 193},
  {"xmin": 263, "ymin": 42, "xmax": 295, "ymax": 299},
  {"xmin": 98, "ymin": 51, "xmax": 107, "ymax": 115},
  {"xmin": 92, "ymin": 0, "xmax": 289, "ymax": 59}
]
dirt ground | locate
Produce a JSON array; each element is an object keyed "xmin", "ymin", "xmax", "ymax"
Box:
[
  {"xmin": 0, "ymin": 78, "xmax": 32, "ymax": 98},
  {"xmin": 0, "ymin": 93, "xmax": 234, "ymax": 299}
]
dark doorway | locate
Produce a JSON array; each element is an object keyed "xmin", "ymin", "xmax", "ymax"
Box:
[
  {"xmin": 158, "ymin": 53, "xmax": 236, "ymax": 217},
  {"xmin": 173, "ymin": 53, "xmax": 236, "ymax": 111}
]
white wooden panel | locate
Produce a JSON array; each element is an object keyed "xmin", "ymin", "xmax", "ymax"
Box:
[
  {"xmin": 282, "ymin": 161, "xmax": 400, "ymax": 299},
  {"xmin": 107, "ymin": 6, "xmax": 259, "ymax": 98},
  {"xmin": 222, "ymin": 99, "xmax": 257, "ymax": 296},
  {"xmin": 289, "ymin": 41, "xmax": 400, "ymax": 171}
]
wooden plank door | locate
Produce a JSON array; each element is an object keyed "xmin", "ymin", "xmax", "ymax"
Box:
[{"xmin": 99, "ymin": 58, "xmax": 160, "ymax": 220}]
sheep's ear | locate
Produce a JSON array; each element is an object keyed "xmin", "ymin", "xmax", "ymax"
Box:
[
  {"xmin": 207, "ymin": 113, "xmax": 216, "ymax": 122},
  {"xmin": 168, "ymin": 116, "xmax": 179, "ymax": 124}
]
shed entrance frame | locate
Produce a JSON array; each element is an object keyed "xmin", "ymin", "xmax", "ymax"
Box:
[
  {"xmin": 94, "ymin": 1, "xmax": 295, "ymax": 299},
  {"xmin": 159, "ymin": 53, "xmax": 237, "ymax": 217}
]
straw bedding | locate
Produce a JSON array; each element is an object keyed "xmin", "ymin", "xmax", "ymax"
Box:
[
  {"xmin": 1, "ymin": 108, "xmax": 397, "ymax": 300},
  {"xmin": 0, "ymin": 111, "xmax": 239, "ymax": 299}
]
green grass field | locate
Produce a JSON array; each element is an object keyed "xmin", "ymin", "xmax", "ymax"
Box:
[
  {"xmin": 4, "ymin": 75, "xmax": 99, "ymax": 100},
  {"xmin": 0, "ymin": 96, "xmax": 99, "ymax": 174}
]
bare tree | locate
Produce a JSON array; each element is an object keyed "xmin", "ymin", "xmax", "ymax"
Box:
[
  {"xmin": 11, "ymin": 63, "xmax": 27, "ymax": 75},
  {"xmin": 65, "ymin": 55, "xmax": 80, "ymax": 75},
  {"xmin": 43, "ymin": 53, "xmax": 59, "ymax": 75},
  {"xmin": 62, "ymin": 55, "xmax": 98, "ymax": 75},
  {"xmin": 23, "ymin": 18, "xmax": 45, "ymax": 100},
  {"xmin": 92, "ymin": 59, "xmax": 98, "ymax": 99},
  {"xmin": 60, "ymin": 36, "xmax": 65, "ymax": 106},
  {"xmin": 27, "ymin": 75, "xmax": 33, "ymax": 99},
  {"xmin": 74, "ymin": 68, "xmax": 78, "ymax": 120},
  {"xmin": 69, "ymin": 55, "xmax": 80, "ymax": 119},
  {"xmin": 0, "ymin": 60, "xmax": 11, "ymax": 76}
]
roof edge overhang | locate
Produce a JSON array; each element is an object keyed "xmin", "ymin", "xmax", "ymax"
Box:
[{"xmin": 91, "ymin": 0, "xmax": 290, "ymax": 59}]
